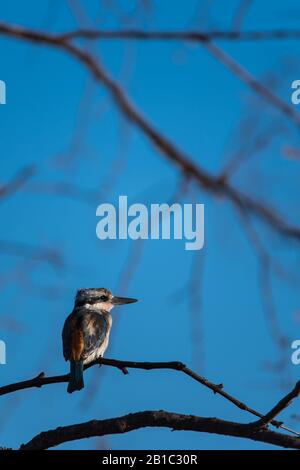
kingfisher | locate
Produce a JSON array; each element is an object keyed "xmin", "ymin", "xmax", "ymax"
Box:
[{"xmin": 62, "ymin": 288, "xmax": 137, "ymax": 393}]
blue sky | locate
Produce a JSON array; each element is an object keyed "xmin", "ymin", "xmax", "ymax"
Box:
[{"xmin": 1, "ymin": 0, "xmax": 300, "ymax": 450}]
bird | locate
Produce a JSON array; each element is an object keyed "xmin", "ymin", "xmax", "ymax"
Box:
[{"xmin": 62, "ymin": 288, "xmax": 137, "ymax": 393}]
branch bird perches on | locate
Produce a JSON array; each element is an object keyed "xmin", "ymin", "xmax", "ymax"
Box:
[{"xmin": 2, "ymin": 357, "xmax": 300, "ymax": 449}]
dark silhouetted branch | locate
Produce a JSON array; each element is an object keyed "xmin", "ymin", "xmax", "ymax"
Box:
[
  {"xmin": 251, "ymin": 381, "xmax": 300, "ymax": 429},
  {"xmin": 0, "ymin": 357, "xmax": 299, "ymax": 437},
  {"xmin": 20, "ymin": 409, "xmax": 300, "ymax": 450}
]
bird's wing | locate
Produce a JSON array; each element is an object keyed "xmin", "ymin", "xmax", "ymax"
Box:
[
  {"xmin": 62, "ymin": 309, "xmax": 108, "ymax": 361},
  {"xmin": 62, "ymin": 311, "xmax": 84, "ymax": 361},
  {"xmin": 81, "ymin": 311, "xmax": 108, "ymax": 359}
]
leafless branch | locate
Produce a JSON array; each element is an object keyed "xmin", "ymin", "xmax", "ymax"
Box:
[
  {"xmin": 19, "ymin": 409, "xmax": 300, "ymax": 450},
  {"xmin": 0, "ymin": 165, "xmax": 36, "ymax": 200},
  {"xmin": 1, "ymin": 11, "xmax": 299, "ymax": 452},
  {"xmin": 0, "ymin": 22, "xmax": 299, "ymax": 244},
  {"xmin": 203, "ymin": 41, "xmax": 300, "ymax": 130},
  {"xmin": 237, "ymin": 210, "xmax": 289, "ymax": 349},
  {"xmin": 231, "ymin": 0, "xmax": 253, "ymax": 31},
  {"xmin": 0, "ymin": 357, "xmax": 299, "ymax": 437},
  {"xmin": 251, "ymin": 381, "xmax": 300, "ymax": 429},
  {"xmin": 33, "ymin": 27, "xmax": 300, "ymax": 43},
  {"xmin": 221, "ymin": 122, "xmax": 282, "ymax": 180}
]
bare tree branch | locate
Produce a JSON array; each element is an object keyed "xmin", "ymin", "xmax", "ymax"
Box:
[
  {"xmin": 1, "ymin": 12, "xmax": 299, "ymax": 452},
  {"xmin": 251, "ymin": 381, "xmax": 300, "ymax": 429},
  {"xmin": 21, "ymin": 27, "xmax": 300, "ymax": 43},
  {"xmin": 19, "ymin": 409, "xmax": 300, "ymax": 450},
  {"xmin": 231, "ymin": 0, "xmax": 253, "ymax": 31},
  {"xmin": 0, "ymin": 357, "xmax": 299, "ymax": 437},
  {"xmin": 0, "ymin": 22, "xmax": 299, "ymax": 244},
  {"xmin": 1, "ymin": 23, "xmax": 300, "ymax": 131},
  {"xmin": 203, "ymin": 41, "xmax": 300, "ymax": 129},
  {"xmin": 0, "ymin": 165, "xmax": 36, "ymax": 200},
  {"xmin": 220, "ymin": 122, "xmax": 282, "ymax": 180},
  {"xmin": 237, "ymin": 209, "xmax": 289, "ymax": 349}
]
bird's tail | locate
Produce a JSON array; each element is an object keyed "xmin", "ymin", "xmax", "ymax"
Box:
[{"xmin": 67, "ymin": 360, "xmax": 84, "ymax": 393}]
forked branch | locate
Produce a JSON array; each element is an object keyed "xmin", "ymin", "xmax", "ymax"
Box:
[{"xmin": 0, "ymin": 357, "xmax": 299, "ymax": 438}]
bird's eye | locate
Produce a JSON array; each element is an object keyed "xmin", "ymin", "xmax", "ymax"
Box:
[{"xmin": 100, "ymin": 295, "xmax": 107, "ymax": 301}]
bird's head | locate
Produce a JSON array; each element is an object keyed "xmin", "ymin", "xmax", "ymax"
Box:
[{"xmin": 75, "ymin": 288, "xmax": 137, "ymax": 312}]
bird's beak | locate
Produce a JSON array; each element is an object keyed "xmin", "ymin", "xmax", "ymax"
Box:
[{"xmin": 112, "ymin": 296, "xmax": 138, "ymax": 305}]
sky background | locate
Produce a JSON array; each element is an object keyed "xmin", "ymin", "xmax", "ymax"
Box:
[{"xmin": 1, "ymin": 0, "xmax": 300, "ymax": 450}]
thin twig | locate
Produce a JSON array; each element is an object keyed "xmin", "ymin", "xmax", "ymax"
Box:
[
  {"xmin": 231, "ymin": 0, "xmax": 253, "ymax": 31},
  {"xmin": 203, "ymin": 41, "xmax": 300, "ymax": 129},
  {"xmin": 0, "ymin": 165, "xmax": 36, "ymax": 200},
  {"xmin": 250, "ymin": 381, "xmax": 300, "ymax": 429},
  {"xmin": 237, "ymin": 209, "xmax": 289, "ymax": 349}
]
